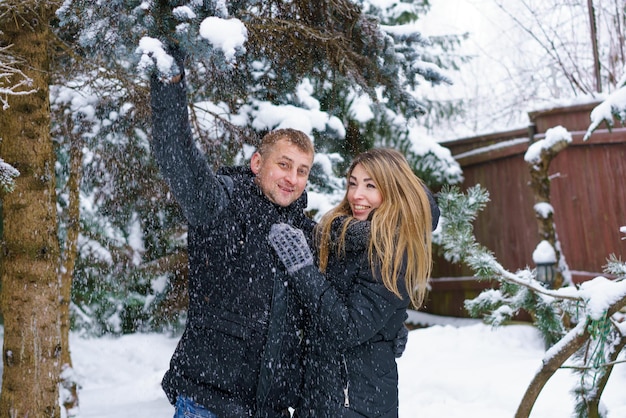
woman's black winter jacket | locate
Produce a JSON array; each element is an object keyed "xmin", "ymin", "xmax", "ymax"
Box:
[
  {"xmin": 150, "ymin": 75, "xmax": 314, "ymax": 417},
  {"xmin": 289, "ymin": 219, "xmax": 409, "ymax": 417}
]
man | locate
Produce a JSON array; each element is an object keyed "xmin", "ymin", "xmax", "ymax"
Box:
[{"xmin": 150, "ymin": 58, "xmax": 315, "ymax": 417}]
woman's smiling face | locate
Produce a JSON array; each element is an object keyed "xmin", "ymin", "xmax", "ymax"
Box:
[{"xmin": 347, "ymin": 163, "xmax": 383, "ymax": 221}]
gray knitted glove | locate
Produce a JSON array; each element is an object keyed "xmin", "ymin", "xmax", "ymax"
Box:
[{"xmin": 268, "ymin": 223, "xmax": 314, "ymax": 274}]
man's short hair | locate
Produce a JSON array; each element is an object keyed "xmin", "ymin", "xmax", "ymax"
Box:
[{"xmin": 258, "ymin": 128, "xmax": 314, "ymax": 157}]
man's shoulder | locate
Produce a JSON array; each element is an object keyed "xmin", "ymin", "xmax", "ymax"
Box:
[
  {"xmin": 217, "ymin": 165, "xmax": 254, "ymax": 181},
  {"xmin": 216, "ymin": 166, "xmax": 253, "ymax": 195}
]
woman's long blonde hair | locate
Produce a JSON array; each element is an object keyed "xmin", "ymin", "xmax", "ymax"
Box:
[{"xmin": 316, "ymin": 148, "xmax": 433, "ymax": 308}]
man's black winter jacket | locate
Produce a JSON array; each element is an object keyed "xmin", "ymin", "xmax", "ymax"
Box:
[{"xmin": 150, "ymin": 76, "xmax": 314, "ymax": 417}]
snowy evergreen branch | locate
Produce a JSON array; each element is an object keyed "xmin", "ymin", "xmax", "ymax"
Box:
[
  {"xmin": 436, "ymin": 186, "xmax": 626, "ymax": 416},
  {"xmin": 604, "ymin": 254, "xmax": 626, "ymax": 279},
  {"xmin": 437, "ymin": 185, "xmax": 580, "ymax": 345},
  {"xmin": 435, "ymin": 184, "xmax": 490, "ymax": 265},
  {"xmin": 436, "ymin": 185, "xmax": 580, "ymax": 301}
]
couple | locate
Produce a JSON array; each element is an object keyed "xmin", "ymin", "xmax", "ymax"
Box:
[{"xmin": 150, "ymin": 56, "xmax": 439, "ymax": 418}]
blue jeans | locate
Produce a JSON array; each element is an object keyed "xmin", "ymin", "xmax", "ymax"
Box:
[{"xmin": 174, "ymin": 396, "xmax": 218, "ymax": 418}]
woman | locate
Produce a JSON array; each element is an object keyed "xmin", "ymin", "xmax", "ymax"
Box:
[{"xmin": 269, "ymin": 148, "xmax": 438, "ymax": 417}]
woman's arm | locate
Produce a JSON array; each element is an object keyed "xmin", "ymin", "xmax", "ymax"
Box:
[
  {"xmin": 288, "ymin": 263, "xmax": 408, "ymax": 351},
  {"xmin": 269, "ymin": 223, "xmax": 408, "ymax": 350}
]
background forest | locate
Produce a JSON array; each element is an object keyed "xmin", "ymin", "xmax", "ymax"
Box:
[{"xmin": 0, "ymin": 0, "xmax": 625, "ymax": 417}]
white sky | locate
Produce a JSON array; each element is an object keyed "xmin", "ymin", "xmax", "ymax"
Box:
[
  {"xmin": 417, "ymin": 0, "xmax": 534, "ymax": 137},
  {"xmin": 420, "ymin": 0, "xmax": 503, "ymax": 39}
]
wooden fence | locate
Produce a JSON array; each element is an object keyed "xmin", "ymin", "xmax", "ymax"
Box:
[{"xmin": 422, "ymin": 101, "xmax": 626, "ymax": 317}]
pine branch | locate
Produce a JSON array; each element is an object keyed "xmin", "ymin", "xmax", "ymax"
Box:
[
  {"xmin": 605, "ymin": 254, "xmax": 626, "ymax": 278},
  {"xmin": 514, "ymin": 293, "xmax": 626, "ymax": 418},
  {"xmin": 437, "ymin": 185, "xmax": 580, "ymax": 301},
  {"xmin": 561, "ymin": 358, "xmax": 626, "ymax": 370}
]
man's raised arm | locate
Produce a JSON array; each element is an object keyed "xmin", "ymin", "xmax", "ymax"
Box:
[{"xmin": 149, "ymin": 62, "xmax": 230, "ymax": 226}]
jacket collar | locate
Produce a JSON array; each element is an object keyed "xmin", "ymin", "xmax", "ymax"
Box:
[{"xmin": 217, "ymin": 165, "xmax": 309, "ymax": 213}]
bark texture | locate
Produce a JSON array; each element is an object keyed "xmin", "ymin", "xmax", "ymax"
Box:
[
  {"xmin": 0, "ymin": 2, "xmax": 63, "ymax": 417},
  {"xmin": 527, "ymin": 136, "xmax": 569, "ymax": 289}
]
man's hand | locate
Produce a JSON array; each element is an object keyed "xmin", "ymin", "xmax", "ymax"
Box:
[{"xmin": 137, "ymin": 37, "xmax": 184, "ymax": 83}]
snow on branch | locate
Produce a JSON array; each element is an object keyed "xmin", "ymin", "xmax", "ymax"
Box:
[
  {"xmin": 0, "ymin": 44, "xmax": 37, "ymax": 110},
  {"xmin": 199, "ymin": 16, "xmax": 247, "ymax": 64},
  {"xmin": 524, "ymin": 125, "xmax": 572, "ymax": 168},
  {"xmin": 584, "ymin": 72, "xmax": 626, "ymax": 140},
  {"xmin": 136, "ymin": 37, "xmax": 180, "ymax": 81}
]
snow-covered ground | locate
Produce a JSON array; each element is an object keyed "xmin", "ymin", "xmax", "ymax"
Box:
[{"xmin": 69, "ymin": 311, "xmax": 626, "ymax": 418}]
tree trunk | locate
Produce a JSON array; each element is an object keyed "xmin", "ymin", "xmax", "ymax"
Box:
[
  {"xmin": 514, "ymin": 294, "xmax": 626, "ymax": 418},
  {"xmin": 59, "ymin": 118, "xmax": 83, "ymax": 415},
  {"xmin": 582, "ymin": 329, "xmax": 626, "ymax": 417},
  {"xmin": 527, "ymin": 136, "xmax": 569, "ymax": 289},
  {"xmin": 0, "ymin": 2, "xmax": 62, "ymax": 417},
  {"xmin": 586, "ymin": 0, "xmax": 601, "ymax": 93}
]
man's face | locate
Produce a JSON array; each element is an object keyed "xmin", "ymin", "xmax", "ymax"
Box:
[{"xmin": 250, "ymin": 138, "xmax": 314, "ymax": 207}]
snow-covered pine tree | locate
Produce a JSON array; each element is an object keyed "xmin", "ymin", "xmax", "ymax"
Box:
[
  {"xmin": 53, "ymin": 0, "xmax": 465, "ymax": 332},
  {"xmin": 313, "ymin": 0, "xmax": 467, "ymax": 186},
  {"xmin": 51, "ymin": 78, "xmax": 186, "ymax": 335}
]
